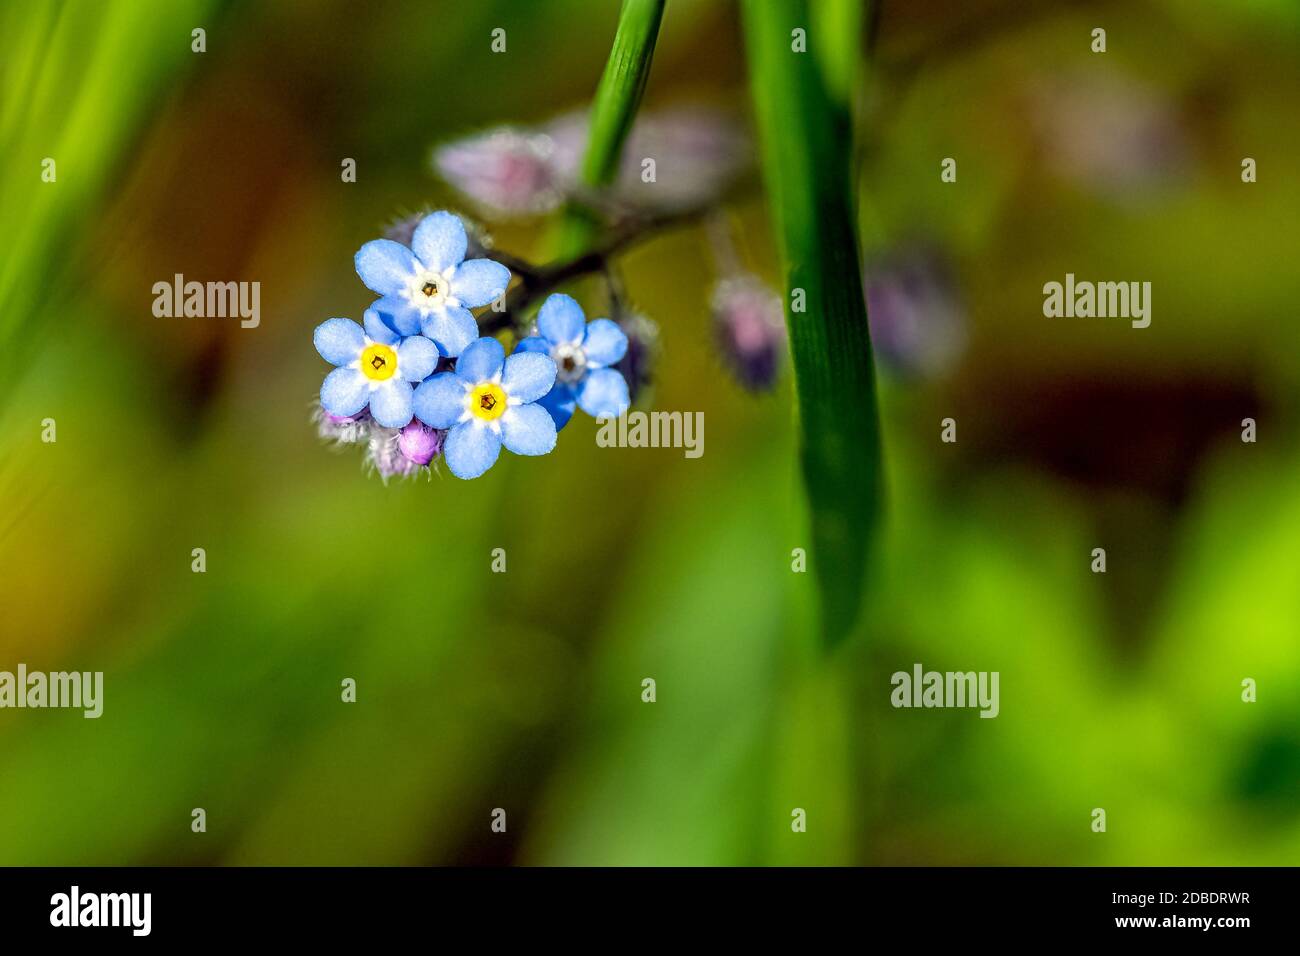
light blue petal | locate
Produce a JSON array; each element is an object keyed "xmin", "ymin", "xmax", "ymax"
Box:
[
  {"xmin": 537, "ymin": 293, "xmax": 585, "ymax": 345},
  {"xmin": 355, "ymin": 240, "xmax": 417, "ymax": 296},
  {"xmin": 576, "ymin": 367, "xmax": 630, "ymax": 419},
  {"xmin": 363, "ymin": 307, "xmax": 400, "ymax": 346},
  {"xmin": 413, "ymin": 372, "xmax": 469, "ymax": 429},
  {"xmin": 500, "ymin": 403, "xmax": 557, "ymax": 457},
  {"xmin": 454, "ymin": 336, "xmax": 505, "ymax": 383},
  {"xmin": 537, "ymin": 383, "xmax": 577, "ymax": 430},
  {"xmin": 313, "ymin": 318, "xmax": 365, "ymax": 366},
  {"xmin": 582, "ymin": 318, "xmax": 629, "ymax": 367},
  {"xmin": 371, "ymin": 294, "xmax": 423, "ymax": 337},
  {"xmin": 501, "ymin": 352, "xmax": 556, "ymax": 404},
  {"xmin": 412, "ymin": 211, "xmax": 467, "ymax": 273},
  {"xmin": 398, "ymin": 336, "xmax": 439, "ymax": 382},
  {"xmin": 514, "ymin": 335, "xmax": 551, "ymax": 354},
  {"xmin": 320, "ymin": 367, "xmax": 369, "ymax": 417},
  {"xmin": 450, "ymin": 258, "xmax": 510, "ymax": 309},
  {"xmin": 420, "ymin": 305, "xmax": 478, "ymax": 357},
  {"xmin": 368, "ymin": 380, "xmax": 414, "ymax": 428},
  {"xmin": 443, "ymin": 422, "xmax": 502, "ymax": 479}
]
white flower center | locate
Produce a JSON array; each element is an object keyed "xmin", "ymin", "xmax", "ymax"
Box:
[
  {"xmin": 406, "ymin": 269, "xmax": 452, "ymax": 312},
  {"xmin": 552, "ymin": 343, "xmax": 587, "ymax": 384}
]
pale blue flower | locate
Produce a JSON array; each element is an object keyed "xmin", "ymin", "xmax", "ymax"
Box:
[
  {"xmin": 354, "ymin": 211, "xmax": 510, "ymax": 357},
  {"xmin": 314, "ymin": 308, "xmax": 439, "ymax": 428},
  {"xmin": 412, "ymin": 336, "xmax": 557, "ymax": 479},
  {"xmin": 514, "ymin": 294, "xmax": 630, "ymax": 429}
]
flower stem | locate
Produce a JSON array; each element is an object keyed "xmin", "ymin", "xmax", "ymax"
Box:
[
  {"xmin": 480, "ymin": 202, "xmax": 703, "ymax": 334},
  {"xmin": 556, "ymin": 0, "xmax": 667, "ymax": 258},
  {"xmin": 742, "ymin": 0, "xmax": 883, "ymax": 646}
]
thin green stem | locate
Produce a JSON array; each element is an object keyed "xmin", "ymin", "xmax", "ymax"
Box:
[{"xmin": 556, "ymin": 0, "xmax": 667, "ymax": 257}]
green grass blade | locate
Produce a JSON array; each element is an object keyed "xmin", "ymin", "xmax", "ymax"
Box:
[{"xmin": 742, "ymin": 0, "xmax": 882, "ymax": 645}]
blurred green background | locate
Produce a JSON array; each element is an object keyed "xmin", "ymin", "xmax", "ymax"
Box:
[{"xmin": 2, "ymin": 0, "xmax": 1298, "ymax": 865}]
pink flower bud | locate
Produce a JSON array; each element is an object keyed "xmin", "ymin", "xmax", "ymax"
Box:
[
  {"xmin": 433, "ymin": 128, "xmax": 564, "ymax": 218},
  {"xmin": 398, "ymin": 421, "xmax": 443, "ymax": 466},
  {"xmin": 711, "ymin": 277, "xmax": 785, "ymax": 391}
]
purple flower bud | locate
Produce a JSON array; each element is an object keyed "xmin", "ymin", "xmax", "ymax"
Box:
[
  {"xmin": 397, "ymin": 421, "xmax": 443, "ymax": 466},
  {"xmin": 711, "ymin": 277, "xmax": 785, "ymax": 391},
  {"xmin": 613, "ymin": 311, "xmax": 660, "ymax": 405},
  {"xmin": 433, "ymin": 128, "xmax": 564, "ymax": 219},
  {"xmin": 864, "ymin": 249, "xmax": 966, "ymax": 379},
  {"xmin": 313, "ymin": 402, "xmax": 371, "ymax": 444}
]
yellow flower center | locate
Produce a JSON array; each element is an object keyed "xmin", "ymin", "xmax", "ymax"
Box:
[
  {"xmin": 469, "ymin": 382, "xmax": 507, "ymax": 421},
  {"xmin": 360, "ymin": 343, "xmax": 398, "ymax": 381}
]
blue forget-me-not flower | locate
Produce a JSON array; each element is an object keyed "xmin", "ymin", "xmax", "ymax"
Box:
[
  {"xmin": 354, "ymin": 211, "xmax": 510, "ymax": 357},
  {"xmin": 314, "ymin": 308, "xmax": 440, "ymax": 428},
  {"xmin": 515, "ymin": 293, "xmax": 630, "ymax": 429},
  {"xmin": 412, "ymin": 336, "xmax": 558, "ymax": 479}
]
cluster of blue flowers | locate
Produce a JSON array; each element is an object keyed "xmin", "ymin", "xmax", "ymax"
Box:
[{"xmin": 313, "ymin": 211, "xmax": 632, "ymax": 479}]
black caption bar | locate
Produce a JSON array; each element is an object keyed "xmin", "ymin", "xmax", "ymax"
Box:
[{"xmin": 0, "ymin": 866, "xmax": 1290, "ymax": 943}]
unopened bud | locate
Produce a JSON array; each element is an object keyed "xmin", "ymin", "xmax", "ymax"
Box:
[
  {"xmin": 314, "ymin": 402, "xmax": 371, "ymax": 444},
  {"xmin": 711, "ymin": 277, "xmax": 785, "ymax": 391},
  {"xmin": 864, "ymin": 249, "xmax": 966, "ymax": 378},
  {"xmin": 398, "ymin": 421, "xmax": 443, "ymax": 466},
  {"xmin": 433, "ymin": 127, "xmax": 563, "ymax": 218}
]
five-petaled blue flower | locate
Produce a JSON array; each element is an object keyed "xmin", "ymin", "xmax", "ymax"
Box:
[
  {"xmin": 515, "ymin": 293, "xmax": 630, "ymax": 429},
  {"xmin": 412, "ymin": 336, "xmax": 558, "ymax": 479},
  {"xmin": 354, "ymin": 211, "xmax": 510, "ymax": 358},
  {"xmin": 314, "ymin": 308, "xmax": 440, "ymax": 428}
]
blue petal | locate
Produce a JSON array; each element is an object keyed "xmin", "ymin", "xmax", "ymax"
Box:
[
  {"xmin": 412, "ymin": 211, "xmax": 467, "ymax": 273},
  {"xmin": 450, "ymin": 258, "xmax": 510, "ymax": 309},
  {"xmin": 536, "ymin": 383, "xmax": 577, "ymax": 430},
  {"xmin": 320, "ymin": 367, "xmax": 369, "ymax": 417},
  {"xmin": 413, "ymin": 372, "xmax": 469, "ymax": 428},
  {"xmin": 455, "ymin": 336, "xmax": 505, "ymax": 383},
  {"xmin": 371, "ymin": 294, "xmax": 423, "ymax": 337},
  {"xmin": 537, "ymin": 293, "xmax": 585, "ymax": 345},
  {"xmin": 443, "ymin": 422, "xmax": 502, "ymax": 479},
  {"xmin": 314, "ymin": 318, "xmax": 365, "ymax": 366},
  {"xmin": 514, "ymin": 335, "xmax": 551, "ymax": 354},
  {"xmin": 363, "ymin": 307, "xmax": 400, "ymax": 346},
  {"xmin": 420, "ymin": 305, "xmax": 478, "ymax": 357},
  {"xmin": 582, "ymin": 318, "xmax": 629, "ymax": 367},
  {"xmin": 355, "ymin": 240, "xmax": 417, "ymax": 297},
  {"xmin": 576, "ymin": 367, "xmax": 630, "ymax": 419},
  {"xmin": 398, "ymin": 336, "xmax": 439, "ymax": 382},
  {"xmin": 500, "ymin": 403, "xmax": 557, "ymax": 457},
  {"xmin": 501, "ymin": 352, "xmax": 556, "ymax": 404},
  {"xmin": 368, "ymin": 380, "xmax": 414, "ymax": 428}
]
